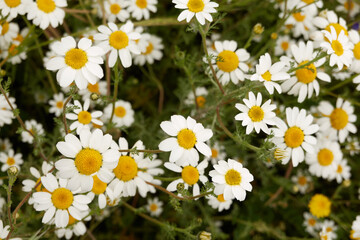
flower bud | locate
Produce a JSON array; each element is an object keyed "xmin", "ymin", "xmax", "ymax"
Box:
[
  {"xmin": 176, "ymin": 182, "xmax": 185, "ymax": 191},
  {"xmin": 90, "ymin": 93, "xmax": 100, "ymax": 101},
  {"xmin": 253, "ymin": 23, "xmax": 264, "ymax": 35},
  {"xmin": 199, "ymin": 231, "xmax": 211, "ymax": 240},
  {"xmin": 8, "ymin": 166, "xmax": 18, "ymax": 176}
]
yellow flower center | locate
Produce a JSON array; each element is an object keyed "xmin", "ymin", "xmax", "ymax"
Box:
[
  {"xmin": 4, "ymin": 0, "xmax": 21, "ymax": 8},
  {"xmin": 217, "ymin": 50, "xmax": 239, "ymax": 73},
  {"xmin": 308, "ymin": 218, "xmax": 316, "ymax": 226},
  {"xmin": 113, "ymin": 156, "xmax": 138, "ymax": 182},
  {"xmin": 308, "ymin": 194, "xmax": 331, "ymax": 218},
  {"xmin": 344, "ymin": 1, "xmax": 354, "ymax": 10},
  {"xmin": 262, "ymin": 71, "xmax": 272, "ymax": 81},
  {"xmin": 92, "ymin": 175, "xmax": 107, "ymax": 195},
  {"xmin": 65, "ymin": 48, "xmax": 88, "ymax": 69},
  {"xmin": 110, "ymin": 3, "xmax": 121, "ymax": 14},
  {"xmin": 317, "ymin": 148, "xmax": 334, "ymax": 166},
  {"xmin": 74, "ymin": 148, "xmax": 102, "ymax": 175},
  {"xmin": 136, "ymin": 0, "xmax": 147, "ymax": 8},
  {"xmin": 196, "ymin": 96, "xmax": 206, "ymax": 108},
  {"xmin": 114, "ymin": 106, "xmax": 126, "ymax": 118},
  {"xmin": 56, "ymin": 101, "xmax": 63, "ymax": 109},
  {"xmin": 325, "ymin": 23, "xmax": 348, "ymax": 37},
  {"xmin": 68, "ymin": 214, "xmax": 77, "ymax": 225},
  {"xmin": 187, "ymin": 0, "xmax": 204, "ymax": 13},
  {"xmin": 177, "ymin": 129, "xmax": 197, "ymax": 149},
  {"xmin": 51, "ymin": 188, "xmax": 74, "ymax": 210},
  {"xmin": 353, "ymin": 42, "xmax": 360, "ymax": 60},
  {"xmin": 181, "ymin": 166, "xmax": 199, "ymax": 185},
  {"xmin": 302, "ymin": 0, "xmax": 314, "ymax": 3},
  {"xmin": 211, "ymin": 148, "xmax": 218, "ymax": 158},
  {"xmin": 330, "ymin": 108, "xmax": 348, "ymax": 130},
  {"xmin": 296, "ymin": 61, "xmax": 317, "ymax": 84},
  {"xmin": 297, "ymin": 176, "xmax": 307, "ymax": 186},
  {"xmin": 87, "ymin": 82, "xmax": 100, "ymax": 94},
  {"xmin": 149, "ymin": 203, "xmax": 158, "ymax": 211},
  {"xmin": 143, "ymin": 42, "xmax": 154, "ymax": 55},
  {"xmin": 109, "ymin": 30, "xmax": 129, "ymax": 50},
  {"xmin": 78, "ymin": 110, "xmax": 92, "ymax": 125},
  {"xmin": 37, "ymin": 0, "xmax": 56, "ymax": 13},
  {"xmin": 336, "ymin": 164, "xmax": 343, "ymax": 173},
  {"xmin": 284, "ymin": 126, "xmax": 304, "ymax": 148},
  {"xmin": 292, "ymin": 12, "xmax": 305, "ymax": 22},
  {"xmin": 6, "ymin": 157, "xmax": 15, "ymax": 166},
  {"xmin": 248, "ymin": 106, "xmax": 264, "ymax": 122},
  {"xmin": 331, "ymin": 40, "xmax": 344, "ymax": 56},
  {"xmin": 1, "ymin": 22, "xmax": 9, "ymax": 35},
  {"xmin": 225, "ymin": 169, "xmax": 241, "ymax": 185},
  {"xmin": 217, "ymin": 194, "xmax": 226, "ymax": 202}
]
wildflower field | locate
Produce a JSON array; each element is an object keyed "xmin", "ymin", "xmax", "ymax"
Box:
[{"xmin": 1, "ymin": 0, "xmax": 360, "ymax": 239}]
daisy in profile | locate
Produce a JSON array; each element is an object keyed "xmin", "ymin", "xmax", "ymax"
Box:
[
  {"xmin": 271, "ymin": 107, "xmax": 319, "ymax": 167},
  {"xmin": 0, "ymin": 220, "xmax": 11, "ymax": 239},
  {"xmin": 32, "ymin": 173, "xmax": 91, "ymax": 228},
  {"xmin": 104, "ymin": 0, "xmax": 130, "ymax": 22},
  {"xmin": 207, "ymin": 194, "xmax": 233, "ymax": 212},
  {"xmin": 291, "ymin": 170, "xmax": 311, "ymax": 194},
  {"xmin": 0, "ymin": 94, "xmax": 16, "ymax": 127},
  {"xmin": 308, "ymin": 194, "xmax": 331, "ymax": 218},
  {"xmin": 134, "ymin": 34, "xmax": 164, "ymax": 66},
  {"xmin": 46, "ymin": 36, "xmax": 105, "ymax": 90},
  {"xmin": 86, "ymin": 175, "xmax": 108, "ymax": 209},
  {"xmin": 66, "ymin": 99, "xmax": 103, "ymax": 134},
  {"xmin": 0, "ymin": 21, "xmax": 19, "ymax": 47},
  {"xmin": 336, "ymin": 0, "xmax": 359, "ymax": 18},
  {"xmin": 128, "ymin": 0, "xmax": 157, "ymax": 20},
  {"xmin": 103, "ymin": 100, "xmax": 134, "ymax": 128},
  {"xmin": 165, "ymin": 160, "xmax": 208, "ymax": 197},
  {"xmin": 146, "ymin": 197, "xmax": 163, "ymax": 217},
  {"xmin": 205, "ymin": 141, "xmax": 226, "ymax": 165},
  {"xmin": 317, "ymin": 98, "xmax": 357, "ymax": 143},
  {"xmin": 330, "ymin": 159, "xmax": 351, "ymax": 184},
  {"xmin": 26, "ymin": 0, "xmax": 67, "ymax": 29},
  {"xmin": 210, "ymin": 159, "xmax": 254, "ymax": 201},
  {"xmin": 158, "ymin": 115, "xmax": 213, "ymax": 166},
  {"xmin": 303, "ymin": 212, "xmax": 319, "ymax": 237},
  {"xmin": 22, "ymin": 161, "xmax": 53, "ymax": 193},
  {"xmin": 351, "ymin": 216, "xmax": 360, "ymax": 239},
  {"xmin": 0, "ymin": 0, "xmax": 29, "ymax": 21},
  {"xmin": 274, "ymin": 35, "xmax": 294, "ymax": 57},
  {"xmin": 184, "ymin": 87, "xmax": 208, "ymax": 108},
  {"xmin": 211, "ymin": 40, "xmax": 250, "ymax": 85},
  {"xmin": 21, "ymin": 119, "xmax": 44, "ymax": 144},
  {"xmin": 348, "ymin": 30, "xmax": 360, "ymax": 73},
  {"xmin": 235, "ymin": 92, "xmax": 278, "ymax": 135},
  {"xmin": 55, "ymin": 219, "xmax": 87, "ymax": 239},
  {"xmin": 0, "ymin": 138, "xmax": 12, "ymax": 152},
  {"xmin": 321, "ymin": 26, "xmax": 354, "ymax": 70},
  {"xmin": 173, "ymin": 0, "xmax": 219, "ymax": 25},
  {"xmin": 281, "ymin": 41, "xmax": 331, "ymax": 103},
  {"xmin": 251, "ymin": 53, "xmax": 290, "ymax": 94},
  {"xmin": 48, "ymin": 92, "xmax": 65, "ymax": 117},
  {"xmin": 346, "ymin": 136, "xmax": 360, "ymax": 156},
  {"xmin": 94, "ymin": 21, "xmax": 140, "ymax": 68},
  {"xmin": 55, "ymin": 129, "xmax": 119, "ymax": 192},
  {"xmin": 0, "ymin": 149, "xmax": 23, "ymax": 172}
]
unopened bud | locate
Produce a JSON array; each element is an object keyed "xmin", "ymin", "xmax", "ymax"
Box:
[
  {"xmin": 271, "ymin": 33, "xmax": 278, "ymax": 39},
  {"xmin": 253, "ymin": 23, "xmax": 264, "ymax": 35},
  {"xmin": 319, "ymin": 9, "xmax": 328, "ymax": 18},
  {"xmin": 293, "ymin": 185, "xmax": 299, "ymax": 193},
  {"xmin": 8, "ymin": 166, "xmax": 18, "ymax": 176},
  {"xmin": 343, "ymin": 180, "xmax": 351, "ymax": 187},
  {"xmin": 175, "ymin": 51, "xmax": 185, "ymax": 61},
  {"xmin": 90, "ymin": 93, "xmax": 100, "ymax": 101},
  {"xmin": 0, "ymin": 69, "xmax": 6, "ymax": 76},
  {"xmin": 199, "ymin": 231, "xmax": 211, "ymax": 240},
  {"xmin": 176, "ymin": 182, "xmax": 185, "ymax": 191}
]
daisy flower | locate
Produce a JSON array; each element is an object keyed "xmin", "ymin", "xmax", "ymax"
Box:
[
  {"xmin": 0, "ymin": 21, "xmax": 19, "ymax": 47},
  {"xmin": 207, "ymin": 194, "xmax": 233, "ymax": 212},
  {"xmin": 354, "ymin": 74, "xmax": 360, "ymax": 91},
  {"xmin": 321, "ymin": 26, "xmax": 354, "ymax": 70},
  {"xmin": 0, "ymin": 0, "xmax": 29, "ymax": 20},
  {"xmin": 271, "ymin": 107, "xmax": 319, "ymax": 167},
  {"xmin": 86, "ymin": 175, "xmax": 108, "ymax": 209},
  {"xmin": 158, "ymin": 115, "xmax": 213, "ymax": 166},
  {"xmin": 205, "ymin": 141, "xmax": 226, "ymax": 165},
  {"xmin": 55, "ymin": 220, "xmax": 87, "ymax": 239},
  {"xmin": 336, "ymin": 0, "xmax": 360, "ymax": 18},
  {"xmin": 351, "ymin": 216, "xmax": 360, "ymax": 239},
  {"xmin": 104, "ymin": 0, "xmax": 130, "ymax": 22},
  {"xmin": 133, "ymin": 34, "xmax": 164, "ymax": 66},
  {"xmin": 206, "ymin": 33, "xmax": 221, "ymax": 53},
  {"xmin": 146, "ymin": 197, "xmax": 163, "ymax": 217},
  {"xmin": 66, "ymin": 99, "xmax": 103, "ymax": 134},
  {"xmin": 48, "ymin": 92, "xmax": 65, "ymax": 117},
  {"xmin": 235, "ymin": 92, "xmax": 278, "ymax": 135},
  {"xmin": 317, "ymin": 98, "xmax": 357, "ymax": 143},
  {"xmin": 21, "ymin": 119, "xmax": 44, "ymax": 144},
  {"xmin": 319, "ymin": 226, "xmax": 333, "ymax": 240},
  {"xmin": 55, "ymin": 129, "xmax": 119, "ymax": 192},
  {"xmin": 78, "ymin": 81, "xmax": 107, "ymax": 102},
  {"xmin": 22, "ymin": 161, "xmax": 53, "ymax": 193},
  {"xmin": 46, "ymin": 36, "xmax": 105, "ymax": 90},
  {"xmin": 94, "ymin": 21, "xmax": 141, "ymax": 68},
  {"xmin": 209, "ymin": 159, "xmax": 254, "ymax": 201},
  {"xmin": 0, "ymin": 94, "xmax": 16, "ymax": 127},
  {"xmin": 330, "ymin": 159, "xmax": 351, "ymax": 184},
  {"xmin": 173, "ymin": 0, "xmax": 219, "ymax": 25},
  {"xmin": 26, "ymin": 0, "xmax": 67, "ymax": 29},
  {"xmin": 103, "ymin": 99, "xmax": 134, "ymax": 128},
  {"xmin": 346, "ymin": 136, "xmax": 360, "ymax": 156},
  {"xmin": 32, "ymin": 173, "xmax": 92, "ymax": 228},
  {"xmin": 1, "ymin": 40, "xmax": 27, "ymax": 65},
  {"xmin": 165, "ymin": 160, "xmax": 208, "ymax": 197},
  {"xmin": 0, "ymin": 138, "xmax": 12, "ymax": 152},
  {"xmin": 312, "ymin": 10, "xmax": 348, "ymax": 41},
  {"xmin": 0, "ymin": 149, "xmax": 23, "ymax": 172},
  {"xmin": 308, "ymin": 194, "xmax": 331, "ymax": 218},
  {"xmin": 211, "ymin": 40, "xmax": 250, "ymax": 85},
  {"xmin": 184, "ymin": 87, "xmax": 208, "ymax": 108},
  {"xmin": 127, "ymin": 0, "xmax": 157, "ymax": 20},
  {"xmin": 281, "ymin": 41, "xmax": 331, "ymax": 103},
  {"xmin": 274, "ymin": 35, "xmax": 295, "ymax": 57},
  {"xmin": 0, "ymin": 220, "xmax": 12, "ymax": 240},
  {"xmin": 349, "ymin": 30, "xmax": 360, "ymax": 73},
  {"xmin": 303, "ymin": 212, "xmax": 320, "ymax": 237},
  {"xmin": 291, "ymin": 170, "xmax": 311, "ymax": 194},
  {"xmin": 250, "ymin": 53, "xmax": 290, "ymax": 94},
  {"xmin": 319, "ymin": 220, "xmax": 337, "ymax": 239}
]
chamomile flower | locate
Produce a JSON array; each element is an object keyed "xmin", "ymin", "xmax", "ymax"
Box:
[
  {"xmin": 351, "ymin": 216, "xmax": 360, "ymax": 239},
  {"xmin": 0, "ymin": 220, "xmax": 10, "ymax": 239},
  {"xmin": 103, "ymin": 100, "xmax": 134, "ymax": 128},
  {"xmin": 0, "ymin": 149, "xmax": 23, "ymax": 172},
  {"xmin": 0, "ymin": 21, "xmax": 19, "ymax": 47},
  {"xmin": 158, "ymin": 115, "xmax": 213, "ymax": 166},
  {"xmin": 78, "ymin": 81, "xmax": 107, "ymax": 102},
  {"xmin": 22, "ymin": 161, "xmax": 53, "ymax": 193},
  {"xmin": 209, "ymin": 159, "xmax": 254, "ymax": 201},
  {"xmin": 271, "ymin": 107, "xmax": 319, "ymax": 167},
  {"xmin": 0, "ymin": 0, "xmax": 29, "ymax": 20},
  {"xmin": 303, "ymin": 212, "xmax": 320, "ymax": 237},
  {"xmin": 235, "ymin": 92, "xmax": 278, "ymax": 135},
  {"xmin": 346, "ymin": 136, "xmax": 360, "ymax": 156},
  {"xmin": 104, "ymin": 0, "xmax": 130, "ymax": 22},
  {"xmin": 0, "ymin": 138, "xmax": 12, "ymax": 152},
  {"xmin": 26, "ymin": 0, "xmax": 67, "ymax": 29},
  {"xmin": 133, "ymin": 34, "xmax": 163, "ymax": 66},
  {"xmin": 308, "ymin": 194, "xmax": 331, "ymax": 218},
  {"xmin": 274, "ymin": 35, "xmax": 295, "ymax": 57},
  {"xmin": 211, "ymin": 40, "xmax": 250, "ymax": 85},
  {"xmin": 165, "ymin": 160, "xmax": 208, "ymax": 197},
  {"xmin": 281, "ymin": 41, "xmax": 331, "ymax": 103},
  {"xmin": 206, "ymin": 33, "xmax": 221, "ymax": 53},
  {"xmin": 173, "ymin": 0, "xmax": 219, "ymax": 25},
  {"xmin": 251, "ymin": 53, "xmax": 290, "ymax": 94},
  {"xmin": 32, "ymin": 173, "xmax": 91, "ymax": 228},
  {"xmin": 21, "ymin": 119, "xmax": 44, "ymax": 144},
  {"xmin": 321, "ymin": 26, "xmax": 354, "ymax": 70},
  {"xmin": 205, "ymin": 141, "xmax": 226, "ymax": 165},
  {"xmin": 0, "ymin": 94, "xmax": 16, "ymax": 127},
  {"xmin": 320, "ymin": 226, "xmax": 333, "ymax": 240},
  {"xmin": 312, "ymin": 10, "xmax": 348, "ymax": 41},
  {"xmin": 349, "ymin": 30, "xmax": 360, "ymax": 73},
  {"xmin": 55, "ymin": 129, "xmax": 119, "ymax": 192},
  {"xmin": 317, "ymin": 98, "xmax": 357, "ymax": 143},
  {"xmin": 330, "ymin": 159, "xmax": 351, "ymax": 183},
  {"xmin": 207, "ymin": 194, "xmax": 233, "ymax": 212},
  {"xmin": 86, "ymin": 175, "xmax": 108, "ymax": 209},
  {"xmin": 184, "ymin": 87, "xmax": 208, "ymax": 108},
  {"xmin": 146, "ymin": 197, "xmax": 163, "ymax": 217},
  {"xmin": 48, "ymin": 92, "xmax": 65, "ymax": 117},
  {"xmin": 55, "ymin": 220, "xmax": 87, "ymax": 239},
  {"xmin": 336, "ymin": 0, "xmax": 360, "ymax": 18},
  {"xmin": 66, "ymin": 99, "xmax": 103, "ymax": 134},
  {"xmin": 46, "ymin": 36, "xmax": 105, "ymax": 90},
  {"xmin": 291, "ymin": 170, "xmax": 311, "ymax": 194},
  {"xmin": 319, "ymin": 220, "xmax": 337, "ymax": 239},
  {"xmin": 94, "ymin": 21, "xmax": 141, "ymax": 68},
  {"xmin": 128, "ymin": 0, "xmax": 157, "ymax": 20}
]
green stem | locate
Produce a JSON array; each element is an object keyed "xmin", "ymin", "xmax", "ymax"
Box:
[
  {"xmin": 328, "ymin": 76, "xmax": 355, "ymax": 92},
  {"xmin": 287, "ymin": 52, "xmax": 327, "ymax": 73},
  {"xmin": 147, "ymin": 63, "xmax": 164, "ymax": 113},
  {"xmin": 153, "ymin": 176, "xmax": 181, "ymax": 181}
]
